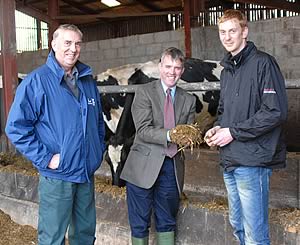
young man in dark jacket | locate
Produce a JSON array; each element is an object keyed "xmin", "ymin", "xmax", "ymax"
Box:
[
  {"xmin": 5, "ymin": 24, "xmax": 106, "ymax": 245},
  {"xmin": 205, "ymin": 10, "xmax": 288, "ymax": 245}
]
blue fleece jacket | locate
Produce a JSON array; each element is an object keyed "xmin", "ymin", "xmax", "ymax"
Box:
[{"xmin": 5, "ymin": 51, "xmax": 106, "ymax": 183}]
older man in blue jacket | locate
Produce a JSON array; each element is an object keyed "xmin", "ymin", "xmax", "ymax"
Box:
[{"xmin": 5, "ymin": 24, "xmax": 105, "ymax": 245}]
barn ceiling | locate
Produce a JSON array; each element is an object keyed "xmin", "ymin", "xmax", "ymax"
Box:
[{"xmin": 15, "ymin": 0, "xmax": 300, "ymax": 25}]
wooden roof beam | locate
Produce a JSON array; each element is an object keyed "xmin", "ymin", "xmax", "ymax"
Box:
[
  {"xmin": 61, "ymin": 0, "xmax": 99, "ymax": 14},
  {"xmin": 205, "ymin": 0, "xmax": 222, "ymax": 8},
  {"xmin": 24, "ymin": 0, "xmax": 43, "ymax": 4},
  {"xmin": 60, "ymin": 0, "xmax": 112, "ymax": 24},
  {"xmin": 71, "ymin": 0, "xmax": 98, "ymax": 3},
  {"xmin": 16, "ymin": 1, "xmax": 52, "ymax": 23},
  {"xmin": 134, "ymin": 0, "xmax": 161, "ymax": 11},
  {"xmin": 206, "ymin": 0, "xmax": 234, "ymax": 9},
  {"xmin": 54, "ymin": 10, "xmax": 182, "ymax": 21}
]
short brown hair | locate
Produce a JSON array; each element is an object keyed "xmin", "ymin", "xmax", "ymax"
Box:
[
  {"xmin": 160, "ymin": 47, "xmax": 185, "ymax": 65},
  {"xmin": 218, "ymin": 9, "xmax": 248, "ymax": 29}
]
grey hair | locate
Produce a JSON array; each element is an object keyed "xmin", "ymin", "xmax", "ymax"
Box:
[
  {"xmin": 52, "ymin": 24, "xmax": 83, "ymax": 40},
  {"xmin": 160, "ymin": 47, "xmax": 185, "ymax": 65}
]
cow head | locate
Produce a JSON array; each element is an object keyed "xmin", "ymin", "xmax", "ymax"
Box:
[{"xmin": 182, "ymin": 58, "xmax": 221, "ymax": 82}]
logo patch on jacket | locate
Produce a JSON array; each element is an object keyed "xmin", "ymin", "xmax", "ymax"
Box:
[
  {"xmin": 88, "ymin": 98, "xmax": 96, "ymax": 106},
  {"xmin": 263, "ymin": 88, "xmax": 276, "ymax": 94}
]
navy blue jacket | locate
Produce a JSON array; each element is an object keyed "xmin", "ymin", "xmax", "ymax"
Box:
[
  {"xmin": 5, "ymin": 51, "xmax": 106, "ymax": 183},
  {"xmin": 217, "ymin": 42, "xmax": 288, "ymax": 170}
]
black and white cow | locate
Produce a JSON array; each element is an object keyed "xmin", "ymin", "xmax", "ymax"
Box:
[
  {"xmin": 104, "ymin": 93, "xmax": 135, "ymax": 186},
  {"xmin": 97, "ymin": 58, "xmax": 222, "ymax": 187}
]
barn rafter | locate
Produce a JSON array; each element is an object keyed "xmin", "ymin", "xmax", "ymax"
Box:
[
  {"xmin": 133, "ymin": 0, "xmax": 162, "ymax": 12},
  {"xmin": 15, "ymin": 1, "xmax": 51, "ymax": 23},
  {"xmin": 61, "ymin": 0, "xmax": 99, "ymax": 14}
]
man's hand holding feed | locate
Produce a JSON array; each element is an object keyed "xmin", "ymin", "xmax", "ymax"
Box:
[
  {"xmin": 205, "ymin": 126, "xmax": 233, "ymax": 147},
  {"xmin": 170, "ymin": 124, "xmax": 203, "ymax": 149},
  {"xmin": 204, "ymin": 126, "xmax": 221, "ymax": 146}
]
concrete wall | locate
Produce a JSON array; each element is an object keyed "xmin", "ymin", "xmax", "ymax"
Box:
[{"xmin": 17, "ymin": 15, "xmax": 300, "ymax": 79}]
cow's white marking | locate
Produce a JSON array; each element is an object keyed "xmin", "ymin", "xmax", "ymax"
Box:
[
  {"xmin": 139, "ymin": 59, "xmax": 160, "ymax": 79},
  {"xmin": 108, "ymin": 144, "xmax": 123, "ymax": 172},
  {"xmin": 96, "ymin": 63, "xmax": 143, "ymax": 85},
  {"xmin": 204, "ymin": 60, "xmax": 223, "ymax": 81},
  {"xmin": 103, "ymin": 107, "xmax": 124, "ymax": 133}
]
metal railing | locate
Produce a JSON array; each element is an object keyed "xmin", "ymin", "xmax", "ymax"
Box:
[{"xmin": 97, "ymin": 80, "xmax": 300, "ymax": 94}]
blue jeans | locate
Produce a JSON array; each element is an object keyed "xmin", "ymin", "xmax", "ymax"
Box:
[
  {"xmin": 223, "ymin": 167, "xmax": 272, "ymax": 245},
  {"xmin": 38, "ymin": 176, "xmax": 96, "ymax": 245}
]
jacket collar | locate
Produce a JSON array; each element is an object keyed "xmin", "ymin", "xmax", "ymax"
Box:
[
  {"xmin": 46, "ymin": 50, "xmax": 93, "ymax": 84},
  {"xmin": 220, "ymin": 41, "xmax": 257, "ymax": 71}
]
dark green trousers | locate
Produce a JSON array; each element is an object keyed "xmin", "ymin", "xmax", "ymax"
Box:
[{"xmin": 38, "ymin": 175, "xmax": 96, "ymax": 245}]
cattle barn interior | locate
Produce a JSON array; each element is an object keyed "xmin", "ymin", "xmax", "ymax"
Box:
[{"xmin": 1, "ymin": 0, "xmax": 300, "ymax": 244}]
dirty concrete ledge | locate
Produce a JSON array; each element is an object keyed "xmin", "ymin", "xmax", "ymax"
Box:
[{"xmin": 0, "ymin": 171, "xmax": 299, "ymax": 245}]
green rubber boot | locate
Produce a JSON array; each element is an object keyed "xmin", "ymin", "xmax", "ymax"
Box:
[
  {"xmin": 156, "ymin": 231, "xmax": 175, "ymax": 245},
  {"xmin": 131, "ymin": 236, "xmax": 149, "ymax": 245}
]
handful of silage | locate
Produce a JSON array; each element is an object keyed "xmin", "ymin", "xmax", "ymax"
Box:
[{"xmin": 170, "ymin": 124, "xmax": 203, "ymax": 152}]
